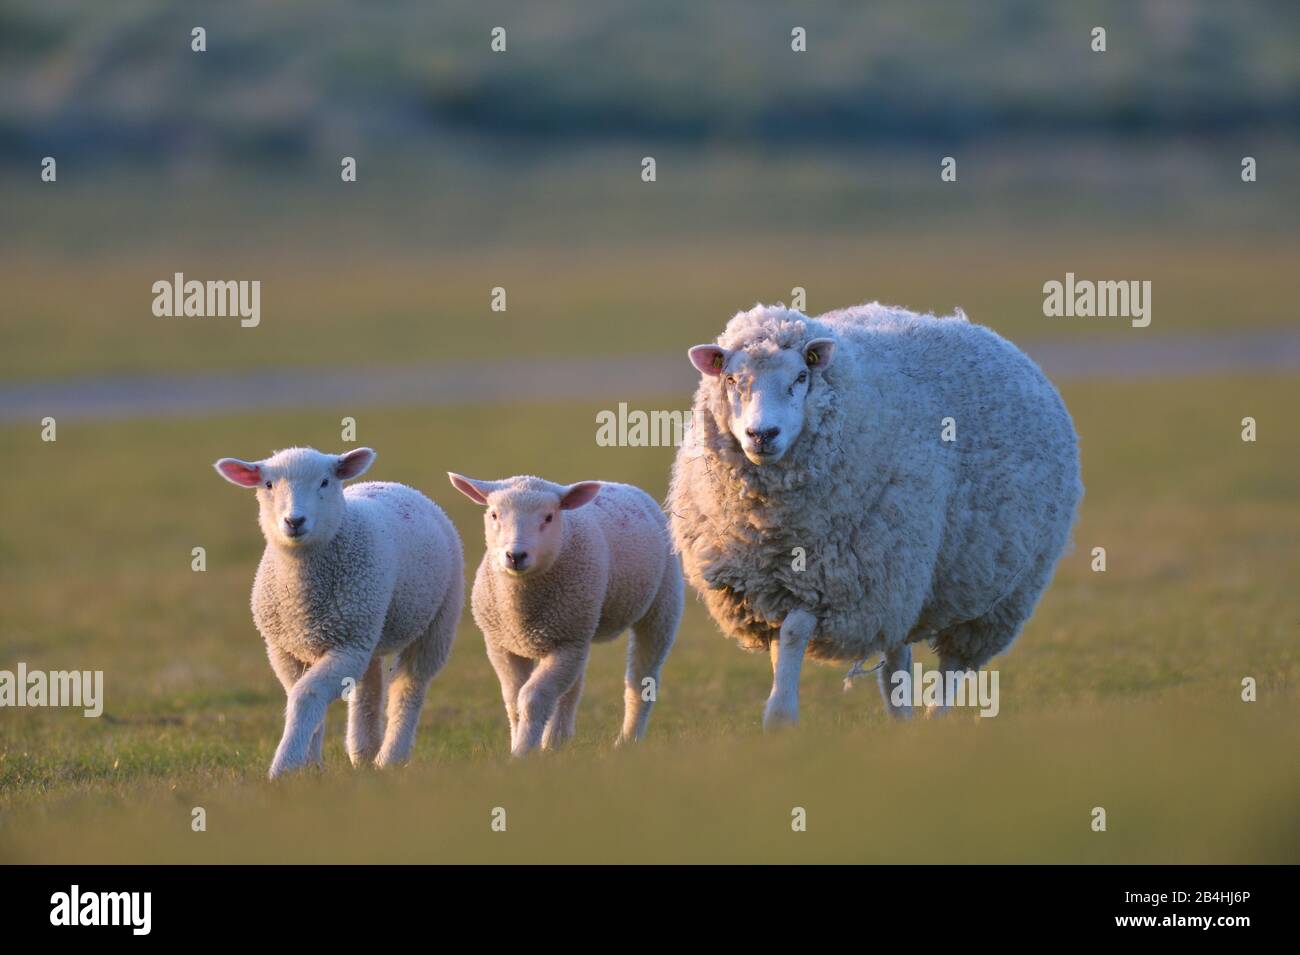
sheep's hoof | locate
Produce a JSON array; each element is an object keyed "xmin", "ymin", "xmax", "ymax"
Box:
[
  {"xmin": 267, "ymin": 760, "xmax": 298, "ymax": 781},
  {"xmin": 762, "ymin": 701, "xmax": 800, "ymax": 731}
]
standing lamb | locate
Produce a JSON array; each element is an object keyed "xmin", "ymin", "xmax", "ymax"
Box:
[
  {"xmin": 448, "ymin": 473, "xmax": 683, "ymax": 756},
  {"xmin": 214, "ymin": 447, "xmax": 463, "ymax": 778},
  {"xmin": 668, "ymin": 302, "xmax": 1081, "ymax": 727}
]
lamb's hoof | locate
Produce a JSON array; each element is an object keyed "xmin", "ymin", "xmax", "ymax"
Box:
[
  {"xmin": 348, "ymin": 749, "xmax": 380, "ymax": 768},
  {"xmin": 373, "ymin": 749, "xmax": 409, "ymax": 770}
]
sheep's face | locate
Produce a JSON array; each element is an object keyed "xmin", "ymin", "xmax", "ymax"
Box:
[
  {"xmin": 689, "ymin": 337, "xmax": 836, "ymax": 465},
  {"xmin": 215, "ymin": 447, "xmax": 375, "ymax": 550},
  {"xmin": 448, "ymin": 474, "xmax": 602, "ymax": 577}
]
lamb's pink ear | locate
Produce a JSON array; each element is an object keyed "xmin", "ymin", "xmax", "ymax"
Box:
[
  {"xmin": 688, "ymin": 344, "xmax": 729, "ymax": 377},
  {"xmin": 335, "ymin": 447, "xmax": 376, "ymax": 480},
  {"xmin": 803, "ymin": 337, "xmax": 836, "ymax": 369},
  {"xmin": 214, "ymin": 457, "xmax": 263, "ymax": 488},
  {"xmin": 559, "ymin": 481, "xmax": 602, "ymax": 510},
  {"xmin": 448, "ymin": 473, "xmax": 493, "ymax": 506}
]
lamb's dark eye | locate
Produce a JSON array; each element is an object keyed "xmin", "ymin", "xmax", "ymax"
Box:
[
  {"xmin": 545, "ymin": 514, "xmax": 553, "ymax": 523},
  {"xmin": 320, "ymin": 479, "xmax": 329, "ymax": 488},
  {"xmin": 796, "ymin": 371, "xmax": 808, "ymax": 384},
  {"xmin": 265, "ymin": 481, "xmax": 272, "ymax": 489},
  {"xmin": 489, "ymin": 511, "xmax": 497, "ymax": 521},
  {"xmin": 725, "ymin": 375, "xmax": 736, "ymax": 386}
]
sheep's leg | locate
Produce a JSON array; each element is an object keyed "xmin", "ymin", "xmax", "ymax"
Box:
[
  {"xmin": 346, "ymin": 656, "xmax": 385, "ymax": 766},
  {"xmin": 375, "ymin": 587, "xmax": 460, "ymax": 768},
  {"xmin": 514, "ymin": 645, "xmax": 589, "ymax": 757},
  {"xmin": 927, "ymin": 652, "xmax": 980, "ymax": 719},
  {"xmin": 764, "ymin": 608, "xmax": 816, "ymax": 730},
  {"xmin": 620, "ymin": 564, "xmax": 682, "ymax": 744},
  {"xmin": 486, "ymin": 642, "xmax": 535, "ymax": 751},
  {"xmin": 269, "ymin": 648, "xmax": 369, "ymax": 780},
  {"xmin": 878, "ymin": 643, "xmax": 914, "ymax": 720},
  {"xmin": 542, "ymin": 670, "xmax": 584, "ymax": 750},
  {"xmin": 266, "ymin": 645, "xmax": 325, "ymax": 768}
]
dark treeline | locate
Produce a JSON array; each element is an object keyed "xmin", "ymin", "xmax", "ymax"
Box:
[{"xmin": 2, "ymin": 0, "xmax": 1297, "ymax": 166}]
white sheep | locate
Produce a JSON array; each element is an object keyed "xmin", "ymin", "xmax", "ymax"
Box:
[
  {"xmin": 215, "ymin": 447, "xmax": 463, "ymax": 778},
  {"xmin": 448, "ymin": 474, "xmax": 683, "ymax": 755},
  {"xmin": 668, "ymin": 302, "xmax": 1082, "ymax": 726}
]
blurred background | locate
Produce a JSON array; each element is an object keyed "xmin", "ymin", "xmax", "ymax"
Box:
[{"xmin": 0, "ymin": 0, "xmax": 1296, "ymax": 862}]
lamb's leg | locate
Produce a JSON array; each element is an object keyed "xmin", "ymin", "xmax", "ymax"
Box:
[
  {"xmin": 878, "ymin": 643, "xmax": 914, "ymax": 720},
  {"xmin": 269, "ymin": 648, "xmax": 369, "ymax": 779},
  {"xmin": 514, "ymin": 645, "xmax": 589, "ymax": 757},
  {"xmin": 485, "ymin": 642, "xmax": 535, "ymax": 751},
  {"xmin": 375, "ymin": 603, "xmax": 456, "ymax": 769},
  {"xmin": 346, "ymin": 656, "xmax": 385, "ymax": 766},
  {"xmin": 764, "ymin": 608, "xmax": 816, "ymax": 730},
  {"xmin": 619, "ymin": 563, "xmax": 682, "ymax": 744},
  {"xmin": 542, "ymin": 670, "xmax": 584, "ymax": 750},
  {"xmin": 266, "ymin": 645, "xmax": 324, "ymax": 768}
]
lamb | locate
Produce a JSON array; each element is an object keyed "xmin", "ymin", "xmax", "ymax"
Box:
[
  {"xmin": 448, "ymin": 473, "xmax": 683, "ymax": 756},
  {"xmin": 668, "ymin": 302, "xmax": 1082, "ymax": 727},
  {"xmin": 214, "ymin": 446, "xmax": 463, "ymax": 778}
]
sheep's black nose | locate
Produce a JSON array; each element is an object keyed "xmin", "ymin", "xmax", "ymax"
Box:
[
  {"xmin": 284, "ymin": 515, "xmax": 307, "ymax": 530},
  {"xmin": 746, "ymin": 426, "xmax": 780, "ymax": 446},
  {"xmin": 505, "ymin": 550, "xmax": 529, "ymax": 568}
]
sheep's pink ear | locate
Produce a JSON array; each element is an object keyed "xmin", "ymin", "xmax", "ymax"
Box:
[
  {"xmin": 803, "ymin": 337, "xmax": 836, "ymax": 369},
  {"xmin": 688, "ymin": 344, "xmax": 729, "ymax": 377},
  {"xmin": 559, "ymin": 481, "xmax": 601, "ymax": 510},
  {"xmin": 448, "ymin": 473, "xmax": 493, "ymax": 506},
  {"xmin": 335, "ymin": 447, "xmax": 376, "ymax": 480},
  {"xmin": 214, "ymin": 457, "xmax": 263, "ymax": 488}
]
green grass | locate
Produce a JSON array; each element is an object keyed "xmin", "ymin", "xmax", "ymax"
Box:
[
  {"xmin": 3, "ymin": 229, "xmax": 1298, "ymax": 382},
  {"xmin": 0, "ymin": 374, "xmax": 1296, "ymax": 862}
]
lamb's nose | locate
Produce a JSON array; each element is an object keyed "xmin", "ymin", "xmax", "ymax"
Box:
[
  {"xmin": 284, "ymin": 515, "xmax": 307, "ymax": 531},
  {"xmin": 505, "ymin": 550, "xmax": 528, "ymax": 568},
  {"xmin": 746, "ymin": 426, "xmax": 780, "ymax": 446}
]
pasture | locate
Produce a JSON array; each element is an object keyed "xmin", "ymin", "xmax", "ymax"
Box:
[{"xmin": 1, "ymin": 368, "xmax": 1296, "ymax": 862}]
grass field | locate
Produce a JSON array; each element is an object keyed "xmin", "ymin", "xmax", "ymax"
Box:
[
  {"xmin": 1, "ymin": 373, "xmax": 1296, "ymax": 862},
  {"xmin": 3, "ymin": 0, "xmax": 1296, "ymax": 870},
  {"xmin": 4, "ymin": 231, "xmax": 1300, "ymax": 383}
]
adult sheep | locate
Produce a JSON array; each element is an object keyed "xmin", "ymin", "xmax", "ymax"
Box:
[
  {"xmin": 215, "ymin": 447, "xmax": 463, "ymax": 778},
  {"xmin": 668, "ymin": 302, "xmax": 1081, "ymax": 727}
]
